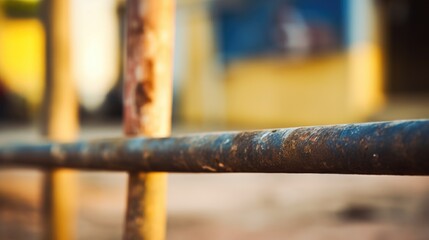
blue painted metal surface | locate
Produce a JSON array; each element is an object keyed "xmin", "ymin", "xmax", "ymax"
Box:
[{"xmin": 0, "ymin": 120, "xmax": 428, "ymax": 175}]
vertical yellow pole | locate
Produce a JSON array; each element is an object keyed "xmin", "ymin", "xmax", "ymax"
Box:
[
  {"xmin": 41, "ymin": 0, "xmax": 78, "ymax": 239},
  {"xmin": 123, "ymin": 0, "xmax": 175, "ymax": 239}
]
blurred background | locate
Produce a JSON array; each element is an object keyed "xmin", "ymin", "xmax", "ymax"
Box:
[{"xmin": 0, "ymin": 0, "xmax": 429, "ymax": 239}]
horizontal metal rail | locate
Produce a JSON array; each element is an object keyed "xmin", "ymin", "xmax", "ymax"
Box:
[{"xmin": 0, "ymin": 120, "xmax": 428, "ymax": 175}]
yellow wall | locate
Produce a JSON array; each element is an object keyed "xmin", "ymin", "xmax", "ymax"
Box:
[
  {"xmin": 0, "ymin": 13, "xmax": 45, "ymax": 112},
  {"xmin": 225, "ymin": 54, "xmax": 349, "ymax": 127},
  {"xmin": 224, "ymin": 45, "xmax": 384, "ymax": 127}
]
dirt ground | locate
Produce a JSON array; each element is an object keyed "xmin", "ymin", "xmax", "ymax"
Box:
[
  {"xmin": 1, "ymin": 171, "xmax": 429, "ymax": 240},
  {"xmin": 0, "ymin": 95, "xmax": 429, "ymax": 240}
]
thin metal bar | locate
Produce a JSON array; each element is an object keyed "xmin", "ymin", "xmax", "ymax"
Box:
[
  {"xmin": 40, "ymin": 0, "xmax": 79, "ymax": 239},
  {"xmin": 123, "ymin": 0, "xmax": 175, "ymax": 239},
  {"xmin": 41, "ymin": 0, "xmax": 79, "ymax": 240},
  {"xmin": 1, "ymin": 120, "xmax": 429, "ymax": 175}
]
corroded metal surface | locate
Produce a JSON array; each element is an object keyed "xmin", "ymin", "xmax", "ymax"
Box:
[
  {"xmin": 1, "ymin": 120, "xmax": 429, "ymax": 175},
  {"xmin": 123, "ymin": 0, "xmax": 174, "ymax": 137},
  {"xmin": 123, "ymin": 0, "xmax": 174, "ymax": 238}
]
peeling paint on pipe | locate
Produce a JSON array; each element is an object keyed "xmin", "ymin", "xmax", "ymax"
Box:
[{"xmin": 1, "ymin": 120, "xmax": 429, "ymax": 175}]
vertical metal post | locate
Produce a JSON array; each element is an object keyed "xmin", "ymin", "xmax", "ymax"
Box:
[
  {"xmin": 123, "ymin": 0, "xmax": 175, "ymax": 239},
  {"xmin": 41, "ymin": 0, "xmax": 79, "ymax": 239}
]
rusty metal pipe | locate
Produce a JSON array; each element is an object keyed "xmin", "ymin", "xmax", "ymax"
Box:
[
  {"xmin": 1, "ymin": 120, "xmax": 429, "ymax": 175},
  {"xmin": 122, "ymin": 0, "xmax": 175, "ymax": 237}
]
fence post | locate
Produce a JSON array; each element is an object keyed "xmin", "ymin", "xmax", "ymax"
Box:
[
  {"xmin": 40, "ymin": 0, "xmax": 79, "ymax": 239},
  {"xmin": 123, "ymin": 0, "xmax": 175, "ymax": 239}
]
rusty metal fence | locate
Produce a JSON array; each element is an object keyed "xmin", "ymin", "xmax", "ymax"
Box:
[
  {"xmin": 1, "ymin": 0, "xmax": 429, "ymax": 239},
  {"xmin": 2, "ymin": 120, "xmax": 429, "ymax": 175}
]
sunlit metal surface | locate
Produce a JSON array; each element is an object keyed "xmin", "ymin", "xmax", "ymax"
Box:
[{"xmin": 0, "ymin": 120, "xmax": 428, "ymax": 175}]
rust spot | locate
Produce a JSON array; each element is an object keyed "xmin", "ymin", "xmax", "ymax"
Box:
[
  {"xmin": 202, "ymin": 165, "xmax": 216, "ymax": 172},
  {"xmin": 134, "ymin": 81, "xmax": 153, "ymax": 113},
  {"xmin": 143, "ymin": 151, "xmax": 151, "ymax": 159},
  {"xmin": 51, "ymin": 145, "xmax": 65, "ymax": 162},
  {"xmin": 143, "ymin": 59, "xmax": 154, "ymax": 90},
  {"xmin": 130, "ymin": 20, "xmax": 144, "ymax": 35}
]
